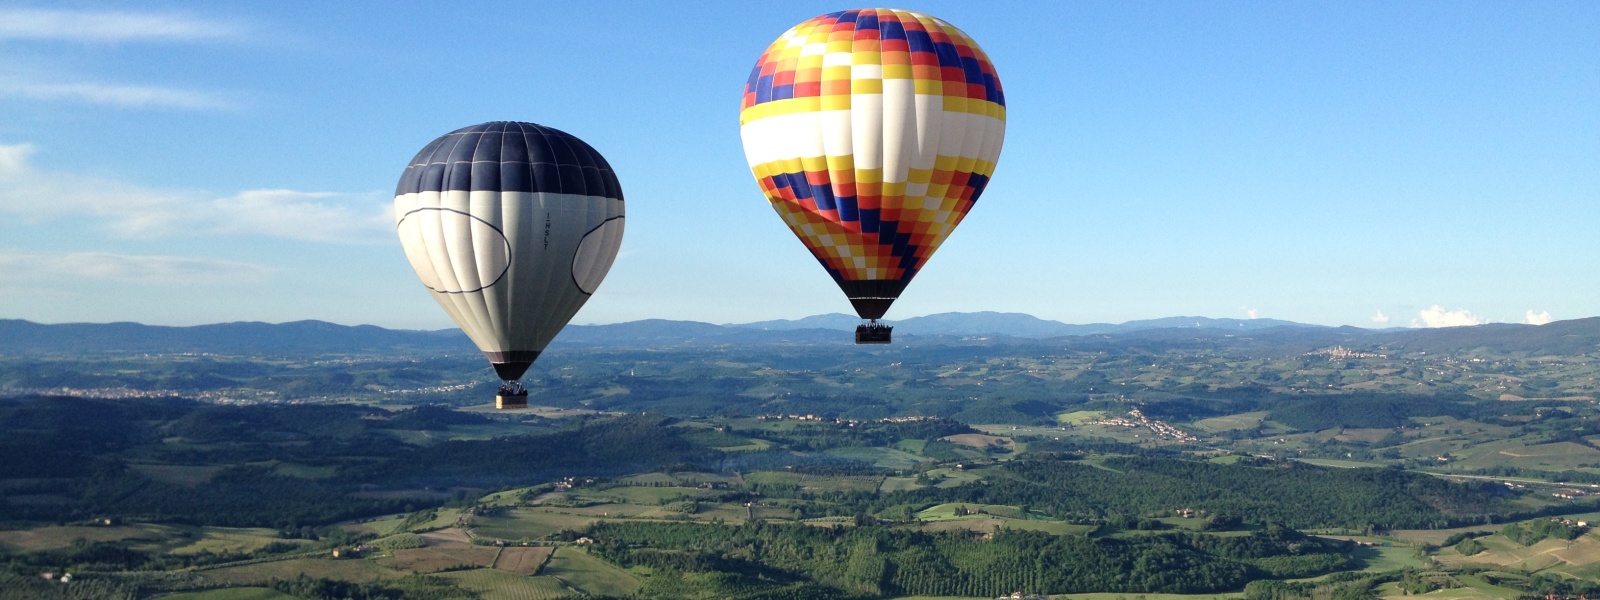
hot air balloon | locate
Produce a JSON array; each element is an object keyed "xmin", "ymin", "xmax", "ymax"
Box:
[
  {"xmin": 394, "ymin": 122, "xmax": 624, "ymax": 408},
  {"xmin": 739, "ymin": 9, "xmax": 1005, "ymax": 344}
]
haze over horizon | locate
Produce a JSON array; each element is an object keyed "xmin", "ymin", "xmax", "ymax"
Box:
[{"xmin": 1, "ymin": 2, "xmax": 1594, "ymax": 330}]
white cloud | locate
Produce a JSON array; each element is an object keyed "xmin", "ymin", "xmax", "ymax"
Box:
[
  {"xmin": 0, "ymin": 142, "xmax": 31, "ymax": 172},
  {"xmin": 1525, "ymin": 310, "xmax": 1553, "ymax": 326},
  {"xmin": 0, "ymin": 9, "xmax": 244, "ymax": 110},
  {"xmin": 0, "ymin": 9, "xmax": 244, "ymax": 43},
  {"xmin": 1370, "ymin": 310, "xmax": 1390, "ymax": 324},
  {"xmin": 1241, "ymin": 307, "xmax": 1259, "ymax": 319},
  {"xmin": 0, "ymin": 143, "xmax": 390, "ymax": 244},
  {"xmin": 0, "ymin": 250, "xmax": 276, "ymax": 284},
  {"xmin": 1411, "ymin": 305, "xmax": 1486, "ymax": 328},
  {"xmin": 0, "ymin": 79, "xmax": 233, "ymax": 110},
  {"xmin": 209, "ymin": 190, "xmax": 394, "ymax": 244}
]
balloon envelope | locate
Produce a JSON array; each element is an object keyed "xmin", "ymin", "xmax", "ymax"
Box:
[
  {"xmin": 395, "ymin": 121, "xmax": 624, "ymax": 381},
  {"xmin": 739, "ymin": 8, "xmax": 1005, "ymax": 319}
]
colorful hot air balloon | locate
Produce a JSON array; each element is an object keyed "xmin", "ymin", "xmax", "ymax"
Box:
[
  {"xmin": 739, "ymin": 8, "xmax": 1005, "ymax": 344},
  {"xmin": 394, "ymin": 121, "xmax": 624, "ymax": 407}
]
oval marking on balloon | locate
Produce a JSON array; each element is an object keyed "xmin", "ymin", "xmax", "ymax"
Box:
[
  {"xmin": 395, "ymin": 207, "xmax": 512, "ymax": 294},
  {"xmin": 571, "ymin": 216, "xmax": 625, "ymax": 295}
]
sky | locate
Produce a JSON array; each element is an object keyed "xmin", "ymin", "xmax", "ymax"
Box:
[{"xmin": 0, "ymin": 1, "xmax": 1595, "ymax": 331}]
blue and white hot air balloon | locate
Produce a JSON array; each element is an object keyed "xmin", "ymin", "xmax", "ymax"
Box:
[{"xmin": 394, "ymin": 122, "xmax": 625, "ymax": 407}]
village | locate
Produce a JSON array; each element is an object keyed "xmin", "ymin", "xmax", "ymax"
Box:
[{"xmin": 1084, "ymin": 408, "xmax": 1198, "ymax": 442}]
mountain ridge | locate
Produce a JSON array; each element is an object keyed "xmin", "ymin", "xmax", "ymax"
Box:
[{"xmin": 1, "ymin": 314, "xmax": 1594, "ymax": 356}]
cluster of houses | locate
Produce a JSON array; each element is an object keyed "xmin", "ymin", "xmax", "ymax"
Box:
[
  {"xmin": 754, "ymin": 414, "xmax": 940, "ymax": 426},
  {"xmin": 330, "ymin": 544, "xmax": 374, "ymax": 559},
  {"xmin": 383, "ymin": 382, "xmax": 474, "ymax": 395},
  {"xmin": 1084, "ymin": 408, "xmax": 1197, "ymax": 442},
  {"xmin": 553, "ymin": 476, "xmax": 597, "ymax": 492},
  {"xmin": 1549, "ymin": 516, "xmax": 1589, "ymax": 527},
  {"xmin": 1553, "ymin": 488, "xmax": 1591, "ymax": 500},
  {"xmin": 1308, "ymin": 346, "xmax": 1388, "ymax": 360}
]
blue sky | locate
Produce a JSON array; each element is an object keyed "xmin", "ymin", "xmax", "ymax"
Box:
[{"xmin": 0, "ymin": 1, "xmax": 1595, "ymax": 330}]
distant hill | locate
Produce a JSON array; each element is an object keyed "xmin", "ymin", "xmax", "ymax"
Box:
[
  {"xmin": 552, "ymin": 319, "xmax": 841, "ymax": 346},
  {"xmin": 728, "ymin": 312, "xmax": 1323, "ymax": 339},
  {"xmin": 733, "ymin": 313, "xmax": 861, "ymax": 331},
  {"xmin": 1, "ymin": 314, "xmax": 1595, "ymax": 356},
  {"xmin": 0, "ymin": 319, "xmax": 473, "ymax": 355},
  {"xmin": 1373, "ymin": 317, "xmax": 1600, "ymax": 355}
]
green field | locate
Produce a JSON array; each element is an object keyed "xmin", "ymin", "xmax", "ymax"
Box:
[
  {"xmin": 1297, "ymin": 458, "xmax": 1387, "ymax": 469},
  {"xmin": 1353, "ymin": 545, "xmax": 1430, "ymax": 572},
  {"xmin": 271, "ymin": 462, "xmax": 338, "ymax": 479},
  {"xmin": 169, "ymin": 527, "xmax": 309, "ymax": 556},
  {"xmin": 576, "ymin": 485, "xmax": 701, "ymax": 505},
  {"xmin": 743, "ymin": 471, "xmax": 884, "ymax": 491},
  {"xmin": 924, "ymin": 467, "xmax": 985, "ymax": 488},
  {"xmin": 917, "ymin": 503, "xmax": 1024, "ymax": 520},
  {"xmin": 160, "ymin": 588, "xmax": 297, "ymax": 600},
  {"xmin": 1456, "ymin": 441, "xmax": 1600, "ymax": 471},
  {"xmin": 1192, "ymin": 411, "xmax": 1269, "ymax": 432},
  {"xmin": 1449, "ymin": 572, "xmax": 1526, "ymax": 599},
  {"xmin": 543, "ymin": 547, "xmax": 642, "ymax": 597},
  {"xmin": 1055, "ymin": 410, "xmax": 1108, "ymax": 424},
  {"xmin": 879, "ymin": 476, "xmax": 923, "ymax": 492},
  {"xmin": 197, "ymin": 557, "xmax": 403, "ymax": 586},
  {"xmin": 894, "ymin": 438, "xmax": 929, "ymax": 454},
  {"xmin": 439, "ymin": 568, "xmax": 572, "ymax": 600},
  {"xmin": 0, "ymin": 523, "xmax": 164, "ymax": 552},
  {"xmin": 471, "ymin": 509, "xmax": 599, "ymax": 541},
  {"xmin": 130, "ymin": 462, "xmax": 224, "ymax": 486},
  {"xmin": 891, "ymin": 595, "xmax": 1227, "ymax": 600},
  {"xmin": 826, "ymin": 446, "xmax": 928, "ymax": 469}
]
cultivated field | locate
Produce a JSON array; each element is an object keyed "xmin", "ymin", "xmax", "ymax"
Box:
[
  {"xmin": 0, "ymin": 524, "xmax": 161, "ymax": 552},
  {"xmin": 438, "ymin": 568, "xmax": 572, "ymax": 600},
  {"xmin": 197, "ymin": 557, "xmax": 403, "ymax": 586},
  {"xmin": 1436, "ymin": 530, "xmax": 1600, "ymax": 573},
  {"xmin": 942, "ymin": 433, "xmax": 1011, "ymax": 449},
  {"xmin": 1192, "ymin": 411, "xmax": 1268, "ymax": 432},
  {"xmin": 742, "ymin": 471, "xmax": 883, "ymax": 492},
  {"xmin": 493, "ymin": 546, "xmax": 555, "ymax": 575},
  {"xmin": 129, "ymin": 462, "xmax": 224, "ymax": 486},
  {"xmin": 826, "ymin": 446, "xmax": 927, "ymax": 469},
  {"xmin": 1056, "ymin": 410, "xmax": 1109, "ymax": 425},
  {"xmin": 381, "ymin": 545, "xmax": 498, "ymax": 573},
  {"xmin": 378, "ymin": 527, "xmax": 498, "ymax": 573},
  {"xmin": 160, "ymin": 588, "xmax": 296, "ymax": 600},
  {"xmin": 168, "ymin": 527, "xmax": 312, "ymax": 556},
  {"xmin": 471, "ymin": 508, "xmax": 602, "ymax": 540},
  {"xmin": 543, "ymin": 547, "xmax": 641, "ymax": 597}
]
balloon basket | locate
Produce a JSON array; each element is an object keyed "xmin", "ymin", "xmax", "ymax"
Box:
[
  {"xmin": 496, "ymin": 391, "xmax": 528, "ymax": 409},
  {"xmin": 855, "ymin": 323, "xmax": 892, "ymax": 344}
]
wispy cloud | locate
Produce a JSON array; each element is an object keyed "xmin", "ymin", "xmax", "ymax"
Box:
[
  {"xmin": 0, "ymin": 250, "xmax": 276, "ymax": 284},
  {"xmin": 1525, "ymin": 310, "xmax": 1553, "ymax": 326},
  {"xmin": 0, "ymin": 9, "xmax": 244, "ymax": 43},
  {"xmin": 1411, "ymin": 305, "xmax": 1486, "ymax": 328},
  {"xmin": 1370, "ymin": 310, "xmax": 1390, "ymax": 324},
  {"xmin": 0, "ymin": 143, "xmax": 390, "ymax": 244},
  {"xmin": 0, "ymin": 79, "xmax": 234, "ymax": 110},
  {"xmin": 0, "ymin": 9, "xmax": 246, "ymax": 110}
]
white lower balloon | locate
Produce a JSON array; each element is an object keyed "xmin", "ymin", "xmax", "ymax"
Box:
[{"xmin": 395, "ymin": 189, "xmax": 624, "ymax": 370}]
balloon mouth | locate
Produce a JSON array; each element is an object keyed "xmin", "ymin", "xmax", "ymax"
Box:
[
  {"xmin": 486, "ymin": 351, "xmax": 540, "ymax": 381},
  {"xmin": 837, "ymin": 280, "xmax": 909, "ymax": 320},
  {"xmin": 848, "ymin": 298, "xmax": 895, "ymax": 321}
]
